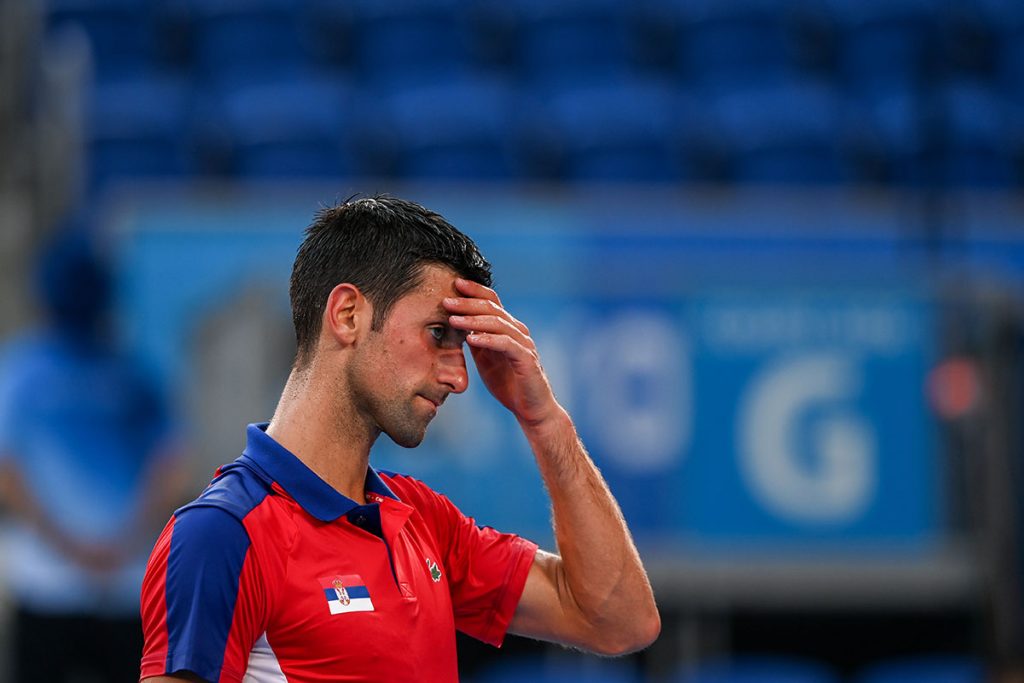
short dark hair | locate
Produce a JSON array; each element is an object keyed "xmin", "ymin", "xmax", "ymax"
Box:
[{"xmin": 289, "ymin": 195, "xmax": 492, "ymax": 367}]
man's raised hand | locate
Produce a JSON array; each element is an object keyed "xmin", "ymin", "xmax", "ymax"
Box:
[{"xmin": 443, "ymin": 278, "xmax": 562, "ymax": 428}]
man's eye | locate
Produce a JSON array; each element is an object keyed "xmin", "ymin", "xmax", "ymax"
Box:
[{"xmin": 429, "ymin": 326, "xmax": 467, "ymax": 348}]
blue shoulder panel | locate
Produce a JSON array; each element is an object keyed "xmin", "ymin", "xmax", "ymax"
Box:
[
  {"xmin": 164, "ymin": 459, "xmax": 270, "ymax": 681},
  {"xmin": 179, "ymin": 459, "xmax": 273, "ymax": 521}
]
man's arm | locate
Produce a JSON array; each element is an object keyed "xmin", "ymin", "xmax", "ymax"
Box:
[
  {"xmin": 445, "ymin": 279, "xmax": 660, "ymax": 655},
  {"xmin": 510, "ymin": 408, "xmax": 661, "ymax": 655},
  {"xmin": 0, "ymin": 458, "xmax": 124, "ymax": 573},
  {"xmin": 0, "ymin": 439, "xmax": 189, "ymax": 575}
]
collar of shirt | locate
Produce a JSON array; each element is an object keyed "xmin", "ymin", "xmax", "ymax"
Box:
[{"xmin": 237, "ymin": 422, "xmax": 400, "ymax": 522}]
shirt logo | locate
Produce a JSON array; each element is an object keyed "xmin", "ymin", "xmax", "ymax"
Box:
[
  {"xmin": 318, "ymin": 574, "xmax": 374, "ymax": 614},
  {"xmin": 332, "ymin": 579, "xmax": 350, "ymax": 606},
  {"xmin": 426, "ymin": 558, "xmax": 443, "ymax": 583}
]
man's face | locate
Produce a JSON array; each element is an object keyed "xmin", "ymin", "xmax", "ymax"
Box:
[{"xmin": 347, "ymin": 264, "xmax": 470, "ymax": 448}]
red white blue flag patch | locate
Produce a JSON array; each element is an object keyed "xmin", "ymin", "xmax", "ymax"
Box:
[{"xmin": 318, "ymin": 574, "xmax": 374, "ymax": 615}]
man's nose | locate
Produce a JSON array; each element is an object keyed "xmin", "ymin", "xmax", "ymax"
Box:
[{"xmin": 437, "ymin": 348, "xmax": 469, "ymax": 394}]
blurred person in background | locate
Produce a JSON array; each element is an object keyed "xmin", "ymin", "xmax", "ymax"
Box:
[
  {"xmin": 138, "ymin": 195, "xmax": 660, "ymax": 683},
  {"xmin": 0, "ymin": 228, "xmax": 188, "ymax": 682}
]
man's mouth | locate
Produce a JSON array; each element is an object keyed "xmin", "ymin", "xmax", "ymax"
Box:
[{"xmin": 419, "ymin": 395, "xmax": 444, "ymax": 410}]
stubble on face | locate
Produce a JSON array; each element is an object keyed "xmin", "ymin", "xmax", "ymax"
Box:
[
  {"xmin": 346, "ymin": 326, "xmax": 433, "ymax": 449},
  {"xmin": 343, "ymin": 264, "xmax": 463, "ymax": 450}
]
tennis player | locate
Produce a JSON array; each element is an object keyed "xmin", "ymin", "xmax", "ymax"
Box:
[{"xmin": 139, "ymin": 195, "xmax": 659, "ymax": 682}]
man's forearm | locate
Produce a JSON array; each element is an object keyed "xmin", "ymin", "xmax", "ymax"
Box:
[
  {"xmin": 521, "ymin": 406, "xmax": 660, "ymax": 653},
  {"xmin": 0, "ymin": 460, "xmax": 70, "ymax": 551}
]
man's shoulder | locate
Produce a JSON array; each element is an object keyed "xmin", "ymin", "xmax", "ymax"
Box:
[{"xmin": 177, "ymin": 458, "xmax": 275, "ymax": 525}]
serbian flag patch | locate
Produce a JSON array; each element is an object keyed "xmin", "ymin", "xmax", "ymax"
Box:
[{"xmin": 318, "ymin": 574, "xmax": 374, "ymax": 615}]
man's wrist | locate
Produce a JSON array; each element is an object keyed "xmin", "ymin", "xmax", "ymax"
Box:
[{"xmin": 518, "ymin": 404, "xmax": 574, "ymax": 442}]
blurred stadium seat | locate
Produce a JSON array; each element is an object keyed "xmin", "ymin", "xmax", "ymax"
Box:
[
  {"xmin": 846, "ymin": 89, "xmax": 924, "ymax": 185},
  {"xmin": 46, "ymin": 0, "xmax": 158, "ymax": 81},
  {"xmin": 706, "ymin": 80, "xmax": 851, "ymax": 184},
  {"xmin": 348, "ymin": 0, "xmax": 474, "ymax": 87},
  {"xmin": 853, "ymin": 655, "xmax": 985, "ymax": 683},
  {"xmin": 529, "ymin": 78, "xmax": 686, "ymax": 182},
  {"xmin": 934, "ymin": 1, "xmax": 998, "ymax": 79},
  {"xmin": 475, "ymin": 657, "xmax": 639, "ymax": 683},
  {"xmin": 829, "ymin": 0, "xmax": 936, "ymax": 97},
  {"xmin": 935, "ymin": 80, "xmax": 1017, "ymax": 187},
  {"xmin": 375, "ymin": 76, "xmax": 521, "ymax": 180},
  {"xmin": 206, "ymin": 75, "xmax": 357, "ymax": 178},
  {"xmin": 187, "ymin": 0, "xmax": 311, "ymax": 85},
  {"xmin": 978, "ymin": 0, "xmax": 1024, "ymax": 105},
  {"xmin": 87, "ymin": 75, "xmax": 195, "ymax": 187},
  {"xmin": 674, "ymin": 657, "xmax": 841, "ymax": 683},
  {"xmin": 673, "ymin": 0, "xmax": 805, "ymax": 89},
  {"xmin": 40, "ymin": 0, "xmax": 1024, "ymax": 194},
  {"xmin": 508, "ymin": 0, "xmax": 636, "ymax": 87},
  {"xmin": 302, "ymin": 0, "xmax": 355, "ymax": 68}
]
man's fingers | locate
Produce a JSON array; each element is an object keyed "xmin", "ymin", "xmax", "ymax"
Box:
[
  {"xmin": 454, "ymin": 278, "xmax": 502, "ymax": 306},
  {"xmin": 443, "ymin": 296, "xmax": 504, "ymax": 317},
  {"xmin": 449, "ymin": 314, "xmax": 532, "ymax": 349},
  {"xmin": 465, "ymin": 331, "xmax": 533, "ymax": 364},
  {"xmin": 443, "ymin": 296, "xmax": 530, "ymax": 336}
]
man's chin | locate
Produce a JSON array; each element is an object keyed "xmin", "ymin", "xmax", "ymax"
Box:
[{"xmin": 385, "ymin": 425, "xmax": 428, "ymax": 449}]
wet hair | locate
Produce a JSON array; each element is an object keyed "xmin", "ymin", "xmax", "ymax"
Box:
[{"xmin": 289, "ymin": 194, "xmax": 492, "ymax": 368}]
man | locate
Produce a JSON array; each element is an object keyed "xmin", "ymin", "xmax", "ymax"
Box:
[
  {"xmin": 140, "ymin": 195, "xmax": 659, "ymax": 682},
  {"xmin": 0, "ymin": 230, "xmax": 186, "ymax": 682}
]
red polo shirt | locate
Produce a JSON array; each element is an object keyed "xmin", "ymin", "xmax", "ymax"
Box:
[{"xmin": 140, "ymin": 423, "xmax": 537, "ymax": 682}]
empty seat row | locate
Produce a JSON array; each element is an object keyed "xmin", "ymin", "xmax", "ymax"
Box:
[
  {"xmin": 46, "ymin": 0, "xmax": 1024, "ymax": 95},
  {"xmin": 86, "ymin": 73, "xmax": 1024, "ymax": 189},
  {"xmin": 470, "ymin": 654, "xmax": 984, "ymax": 683}
]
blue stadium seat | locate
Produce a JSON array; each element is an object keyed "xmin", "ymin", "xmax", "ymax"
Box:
[
  {"xmin": 46, "ymin": 0, "xmax": 157, "ymax": 81},
  {"xmin": 707, "ymin": 80, "xmax": 850, "ymax": 184},
  {"xmin": 673, "ymin": 0, "xmax": 804, "ymax": 89},
  {"xmin": 348, "ymin": 0, "xmax": 473, "ymax": 87},
  {"xmin": 210, "ymin": 76, "xmax": 357, "ymax": 178},
  {"xmin": 509, "ymin": 0, "xmax": 635, "ymax": 87},
  {"xmin": 854, "ymin": 655, "xmax": 985, "ymax": 683},
  {"xmin": 476, "ymin": 657, "xmax": 639, "ymax": 683},
  {"xmin": 533, "ymin": 78, "xmax": 686, "ymax": 182},
  {"xmin": 934, "ymin": 81, "xmax": 1016, "ymax": 187},
  {"xmin": 302, "ymin": 1, "xmax": 355, "ymax": 68},
  {"xmin": 934, "ymin": 1, "xmax": 998, "ymax": 79},
  {"xmin": 188, "ymin": 0, "xmax": 311, "ymax": 86},
  {"xmin": 846, "ymin": 89, "xmax": 924, "ymax": 185},
  {"xmin": 674, "ymin": 657, "xmax": 841, "ymax": 683},
  {"xmin": 828, "ymin": 0, "xmax": 936, "ymax": 96},
  {"xmin": 376, "ymin": 76, "xmax": 521, "ymax": 180},
  {"xmin": 978, "ymin": 0, "xmax": 1024, "ymax": 103},
  {"xmin": 87, "ymin": 75, "xmax": 195, "ymax": 187}
]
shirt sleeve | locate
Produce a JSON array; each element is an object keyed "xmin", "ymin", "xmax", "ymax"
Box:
[
  {"xmin": 140, "ymin": 506, "xmax": 267, "ymax": 683},
  {"xmin": 418, "ymin": 484, "xmax": 538, "ymax": 647}
]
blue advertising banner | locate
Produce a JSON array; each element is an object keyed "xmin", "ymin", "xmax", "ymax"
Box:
[{"xmin": 112, "ymin": 188, "xmax": 943, "ymax": 555}]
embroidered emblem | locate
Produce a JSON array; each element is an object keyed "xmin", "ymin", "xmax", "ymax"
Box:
[
  {"xmin": 332, "ymin": 579, "xmax": 351, "ymax": 606},
  {"xmin": 318, "ymin": 574, "xmax": 374, "ymax": 614},
  {"xmin": 426, "ymin": 558, "xmax": 443, "ymax": 583}
]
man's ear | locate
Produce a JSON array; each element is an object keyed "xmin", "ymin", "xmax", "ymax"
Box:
[{"xmin": 323, "ymin": 283, "xmax": 370, "ymax": 347}]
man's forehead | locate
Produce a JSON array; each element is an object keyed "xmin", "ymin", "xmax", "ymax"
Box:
[
  {"xmin": 396, "ymin": 265, "xmax": 459, "ymax": 314},
  {"xmin": 410, "ymin": 264, "xmax": 460, "ymax": 296}
]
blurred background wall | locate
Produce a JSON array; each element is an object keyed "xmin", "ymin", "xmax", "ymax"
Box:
[{"xmin": 2, "ymin": 0, "xmax": 1024, "ymax": 681}]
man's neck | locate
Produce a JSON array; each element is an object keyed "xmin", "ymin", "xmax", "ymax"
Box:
[{"xmin": 266, "ymin": 364, "xmax": 377, "ymax": 503}]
